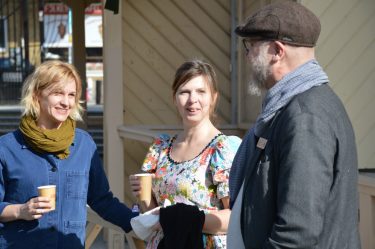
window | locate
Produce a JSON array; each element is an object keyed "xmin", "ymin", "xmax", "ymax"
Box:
[{"xmin": 0, "ymin": 16, "xmax": 8, "ymax": 52}]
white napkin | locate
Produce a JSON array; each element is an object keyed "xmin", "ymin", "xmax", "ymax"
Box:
[{"xmin": 130, "ymin": 200, "xmax": 171, "ymax": 241}]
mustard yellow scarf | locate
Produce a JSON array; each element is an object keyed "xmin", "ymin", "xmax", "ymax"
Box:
[{"xmin": 19, "ymin": 115, "xmax": 75, "ymax": 159}]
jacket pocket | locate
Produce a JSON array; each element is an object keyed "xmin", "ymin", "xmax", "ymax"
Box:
[
  {"xmin": 63, "ymin": 220, "xmax": 85, "ymax": 233},
  {"xmin": 66, "ymin": 171, "xmax": 89, "ymax": 199}
]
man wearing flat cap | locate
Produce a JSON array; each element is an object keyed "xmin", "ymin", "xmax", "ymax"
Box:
[{"xmin": 227, "ymin": 1, "xmax": 361, "ymax": 248}]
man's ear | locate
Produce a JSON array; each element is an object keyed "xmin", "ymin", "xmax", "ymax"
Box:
[{"xmin": 272, "ymin": 41, "xmax": 285, "ymax": 61}]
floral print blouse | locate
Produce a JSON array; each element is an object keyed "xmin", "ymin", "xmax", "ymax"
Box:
[{"xmin": 142, "ymin": 133, "xmax": 241, "ymax": 249}]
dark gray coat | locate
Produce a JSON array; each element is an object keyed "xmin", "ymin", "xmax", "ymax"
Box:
[{"xmin": 241, "ymin": 84, "xmax": 361, "ymax": 249}]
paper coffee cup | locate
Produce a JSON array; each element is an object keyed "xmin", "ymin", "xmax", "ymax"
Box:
[
  {"xmin": 38, "ymin": 185, "xmax": 56, "ymax": 210},
  {"xmin": 134, "ymin": 173, "xmax": 152, "ymax": 212}
]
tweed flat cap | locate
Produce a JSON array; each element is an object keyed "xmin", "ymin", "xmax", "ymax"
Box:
[{"xmin": 236, "ymin": 1, "xmax": 321, "ymax": 47}]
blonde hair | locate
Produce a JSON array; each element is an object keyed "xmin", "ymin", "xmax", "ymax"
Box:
[{"xmin": 21, "ymin": 60, "xmax": 83, "ymax": 121}]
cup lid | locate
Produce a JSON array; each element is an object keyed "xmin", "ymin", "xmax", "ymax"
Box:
[
  {"xmin": 38, "ymin": 185, "xmax": 56, "ymax": 189},
  {"xmin": 134, "ymin": 173, "xmax": 152, "ymax": 177}
]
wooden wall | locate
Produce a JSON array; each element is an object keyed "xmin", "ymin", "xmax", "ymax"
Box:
[
  {"xmin": 120, "ymin": 0, "xmax": 375, "ymax": 204},
  {"xmin": 302, "ymin": 0, "xmax": 375, "ymax": 169},
  {"xmin": 237, "ymin": 0, "xmax": 375, "ymax": 168},
  {"xmin": 122, "ymin": 0, "xmax": 233, "ymax": 126},
  {"xmin": 121, "ymin": 0, "xmax": 234, "ymax": 204}
]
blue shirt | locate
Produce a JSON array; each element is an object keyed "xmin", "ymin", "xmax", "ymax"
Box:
[{"xmin": 0, "ymin": 129, "xmax": 137, "ymax": 249}]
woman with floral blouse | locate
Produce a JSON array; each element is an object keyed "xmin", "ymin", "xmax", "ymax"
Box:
[{"xmin": 130, "ymin": 60, "xmax": 241, "ymax": 249}]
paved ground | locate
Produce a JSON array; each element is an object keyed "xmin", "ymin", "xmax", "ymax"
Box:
[{"xmin": 90, "ymin": 231, "xmax": 131, "ymax": 249}]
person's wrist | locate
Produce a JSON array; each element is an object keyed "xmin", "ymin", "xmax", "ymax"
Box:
[{"xmin": 14, "ymin": 204, "xmax": 22, "ymax": 220}]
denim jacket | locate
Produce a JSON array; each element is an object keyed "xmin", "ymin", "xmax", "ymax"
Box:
[{"xmin": 0, "ymin": 129, "xmax": 137, "ymax": 249}]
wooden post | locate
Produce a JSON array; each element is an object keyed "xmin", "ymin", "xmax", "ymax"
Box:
[
  {"xmin": 63, "ymin": 0, "xmax": 87, "ymax": 129},
  {"xmin": 103, "ymin": 0, "xmax": 125, "ymax": 248}
]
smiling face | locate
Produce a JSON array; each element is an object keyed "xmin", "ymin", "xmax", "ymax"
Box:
[
  {"xmin": 174, "ymin": 75, "xmax": 217, "ymax": 126},
  {"xmin": 36, "ymin": 79, "xmax": 77, "ymax": 129}
]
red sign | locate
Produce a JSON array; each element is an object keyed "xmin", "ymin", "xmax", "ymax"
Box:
[
  {"xmin": 85, "ymin": 4, "xmax": 103, "ymax": 15},
  {"xmin": 44, "ymin": 3, "xmax": 69, "ymax": 15},
  {"xmin": 44, "ymin": 3, "xmax": 102, "ymax": 15}
]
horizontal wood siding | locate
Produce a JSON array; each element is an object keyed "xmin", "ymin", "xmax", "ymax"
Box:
[
  {"xmin": 303, "ymin": 0, "xmax": 375, "ymax": 168},
  {"xmin": 120, "ymin": 0, "xmax": 374, "ymax": 205},
  {"xmin": 123, "ymin": 0, "xmax": 232, "ymax": 126},
  {"xmin": 237, "ymin": 0, "xmax": 281, "ymax": 127},
  {"xmin": 122, "ymin": 0, "xmax": 232, "ymax": 203},
  {"xmin": 238, "ymin": 0, "xmax": 375, "ymax": 168}
]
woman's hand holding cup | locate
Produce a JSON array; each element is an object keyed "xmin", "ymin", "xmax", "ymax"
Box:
[
  {"xmin": 129, "ymin": 173, "xmax": 154, "ymax": 212},
  {"xmin": 18, "ymin": 196, "xmax": 52, "ymax": 220},
  {"xmin": 129, "ymin": 174, "xmax": 141, "ymax": 199}
]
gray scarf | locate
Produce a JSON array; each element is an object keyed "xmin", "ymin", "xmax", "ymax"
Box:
[{"xmin": 254, "ymin": 59, "xmax": 328, "ymax": 136}]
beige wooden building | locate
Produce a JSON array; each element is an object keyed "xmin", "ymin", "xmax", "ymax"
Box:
[{"xmin": 95, "ymin": 0, "xmax": 375, "ymax": 248}]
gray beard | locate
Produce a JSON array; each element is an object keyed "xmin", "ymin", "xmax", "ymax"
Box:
[
  {"xmin": 247, "ymin": 80, "xmax": 262, "ymax": 96},
  {"xmin": 247, "ymin": 44, "xmax": 272, "ymax": 96}
]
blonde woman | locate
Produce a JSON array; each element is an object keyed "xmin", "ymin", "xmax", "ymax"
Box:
[{"xmin": 0, "ymin": 60, "xmax": 136, "ymax": 249}]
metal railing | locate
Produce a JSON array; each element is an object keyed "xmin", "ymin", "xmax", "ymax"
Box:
[{"xmin": 0, "ymin": 0, "xmax": 39, "ymax": 105}]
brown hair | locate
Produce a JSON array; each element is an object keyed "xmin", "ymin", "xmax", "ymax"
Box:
[
  {"xmin": 21, "ymin": 60, "xmax": 83, "ymax": 120},
  {"xmin": 172, "ymin": 60, "xmax": 219, "ymax": 121}
]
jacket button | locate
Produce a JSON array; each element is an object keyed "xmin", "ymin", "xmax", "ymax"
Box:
[{"xmin": 51, "ymin": 167, "xmax": 57, "ymax": 172}]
